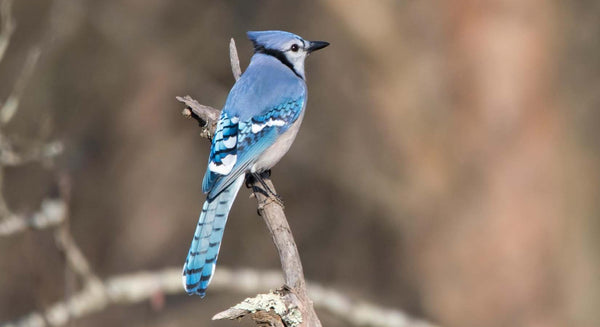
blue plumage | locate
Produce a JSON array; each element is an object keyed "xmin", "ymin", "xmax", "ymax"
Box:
[{"xmin": 183, "ymin": 30, "xmax": 328, "ymax": 297}]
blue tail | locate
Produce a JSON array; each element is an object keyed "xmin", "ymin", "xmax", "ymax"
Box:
[{"xmin": 182, "ymin": 175, "xmax": 245, "ymax": 296}]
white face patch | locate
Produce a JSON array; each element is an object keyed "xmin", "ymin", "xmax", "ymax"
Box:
[
  {"xmin": 251, "ymin": 118, "xmax": 286, "ymax": 134},
  {"xmin": 281, "ymin": 39, "xmax": 308, "ymax": 78},
  {"xmin": 289, "ymin": 58, "xmax": 304, "ymax": 78},
  {"xmin": 208, "ymin": 154, "xmax": 237, "ymax": 175}
]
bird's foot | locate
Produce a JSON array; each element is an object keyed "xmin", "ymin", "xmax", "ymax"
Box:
[
  {"xmin": 245, "ymin": 170, "xmax": 284, "ymax": 208},
  {"xmin": 253, "ymin": 171, "xmax": 279, "ymax": 197},
  {"xmin": 268, "ymin": 193, "xmax": 285, "ymax": 208}
]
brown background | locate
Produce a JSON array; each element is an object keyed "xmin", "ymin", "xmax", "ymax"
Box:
[{"xmin": 1, "ymin": 1, "xmax": 599, "ymax": 326}]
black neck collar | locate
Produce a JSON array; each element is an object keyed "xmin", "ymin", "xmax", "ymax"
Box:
[{"xmin": 255, "ymin": 45, "xmax": 303, "ymax": 79}]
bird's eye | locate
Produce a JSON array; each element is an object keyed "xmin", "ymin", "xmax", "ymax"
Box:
[{"xmin": 290, "ymin": 44, "xmax": 299, "ymax": 52}]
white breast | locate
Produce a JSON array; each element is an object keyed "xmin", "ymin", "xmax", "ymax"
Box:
[{"xmin": 251, "ymin": 111, "xmax": 305, "ymax": 173}]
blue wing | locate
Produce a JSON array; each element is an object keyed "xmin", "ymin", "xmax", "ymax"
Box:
[
  {"xmin": 202, "ymin": 54, "xmax": 306, "ymax": 199},
  {"xmin": 202, "ymin": 97, "xmax": 304, "ymax": 199}
]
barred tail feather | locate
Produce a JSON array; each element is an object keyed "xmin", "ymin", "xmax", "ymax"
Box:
[{"xmin": 182, "ymin": 175, "xmax": 245, "ymax": 296}]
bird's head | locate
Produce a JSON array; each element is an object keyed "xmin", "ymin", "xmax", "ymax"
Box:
[{"xmin": 247, "ymin": 30, "xmax": 329, "ymax": 79}]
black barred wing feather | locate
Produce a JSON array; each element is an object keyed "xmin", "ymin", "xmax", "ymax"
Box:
[
  {"xmin": 202, "ymin": 98, "xmax": 304, "ymax": 199},
  {"xmin": 202, "ymin": 113, "xmax": 239, "ymax": 195}
]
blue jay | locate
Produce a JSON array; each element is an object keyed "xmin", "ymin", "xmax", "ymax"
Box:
[{"xmin": 183, "ymin": 30, "xmax": 329, "ymax": 297}]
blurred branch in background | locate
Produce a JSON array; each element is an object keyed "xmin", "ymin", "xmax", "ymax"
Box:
[
  {"xmin": 0, "ymin": 0, "xmax": 62, "ymax": 228},
  {"xmin": 0, "ymin": 1, "xmax": 84, "ymax": 326},
  {"xmin": 0, "ymin": 9, "xmax": 60, "ymax": 235},
  {"xmin": 0, "ymin": 0, "xmax": 15, "ymax": 62},
  {"xmin": 1, "ymin": 266, "xmax": 437, "ymax": 327},
  {"xmin": 0, "ymin": 48, "xmax": 41, "ymax": 124},
  {"xmin": 2, "ymin": 174, "xmax": 110, "ymax": 327},
  {"xmin": 0, "ymin": 198, "xmax": 66, "ymax": 236}
]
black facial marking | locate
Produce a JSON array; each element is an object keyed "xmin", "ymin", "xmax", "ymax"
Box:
[{"xmin": 254, "ymin": 45, "xmax": 303, "ymax": 79}]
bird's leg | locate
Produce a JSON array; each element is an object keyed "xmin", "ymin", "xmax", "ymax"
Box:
[
  {"xmin": 245, "ymin": 170, "xmax": 284, "ymax": 208},
  {"xmin": 245, "ymin": 173, "xmax": 269, "ymax": 197},
  {"xmin": 255, "ymin": 170, "xmax": 283, "ymax": 202}
]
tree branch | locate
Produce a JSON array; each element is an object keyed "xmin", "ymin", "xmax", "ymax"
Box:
[
  {"xmin": 229, "ymin": 38, "xmax": 242, "ymax": 80},
  {"xmin": 0, "ymin": 0, "xmax": 63, "ymax": 235},
  {"xmin": 0, "ymin": 0, "xmax": 15, "ymax": 63},
  {"xmin": 0, "ymin": 133, "xmax": 64, "ymax": 236},
  {"xmin": 175, "ymin": 95, "xmax": 219, "ymax": 140},
  {"xmin": 0, "ymin": 267, "xmax": 438, "ymax": 327},
  {"xmin": 1, "ymin": 47, "xmax": 41, "ymax": 124},
  {"xmin": 0, "ymin": 199, "xmax": 67, "ymax": 236},
  {"xmin": 0, "ymin": 138, "xmax": 63, "ymax": 166}
]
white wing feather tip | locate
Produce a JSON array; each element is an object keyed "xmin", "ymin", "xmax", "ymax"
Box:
[
  {"xmin": 251, "ymin": 118, "xmax": 286, "ymax": 134},
  {"xmin": 222, "ymin": 136, "xmax": 237, "ymax": 148},
  {"xmin": 208, "ymin": 154, "xmax": 237, "ymax": 175}
]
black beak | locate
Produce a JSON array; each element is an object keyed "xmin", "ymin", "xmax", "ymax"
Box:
[{"xmin": 307, "ymin": 40, "xmax": 330, "ymax": 53}]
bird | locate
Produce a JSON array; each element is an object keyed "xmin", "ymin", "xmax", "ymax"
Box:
[{"xmin": 182, "ymin": 30, "xmax": 329, "ymax": 297}]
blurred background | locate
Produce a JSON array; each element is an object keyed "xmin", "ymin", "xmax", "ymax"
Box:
[{"xmin": 1, "ymin": 1, "xmax": 599, "ymax": 326}]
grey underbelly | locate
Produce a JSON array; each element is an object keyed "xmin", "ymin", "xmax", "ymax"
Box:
[{"xmin": 251, "ymin": 111, "xmax": 305, "ymax": 173}]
